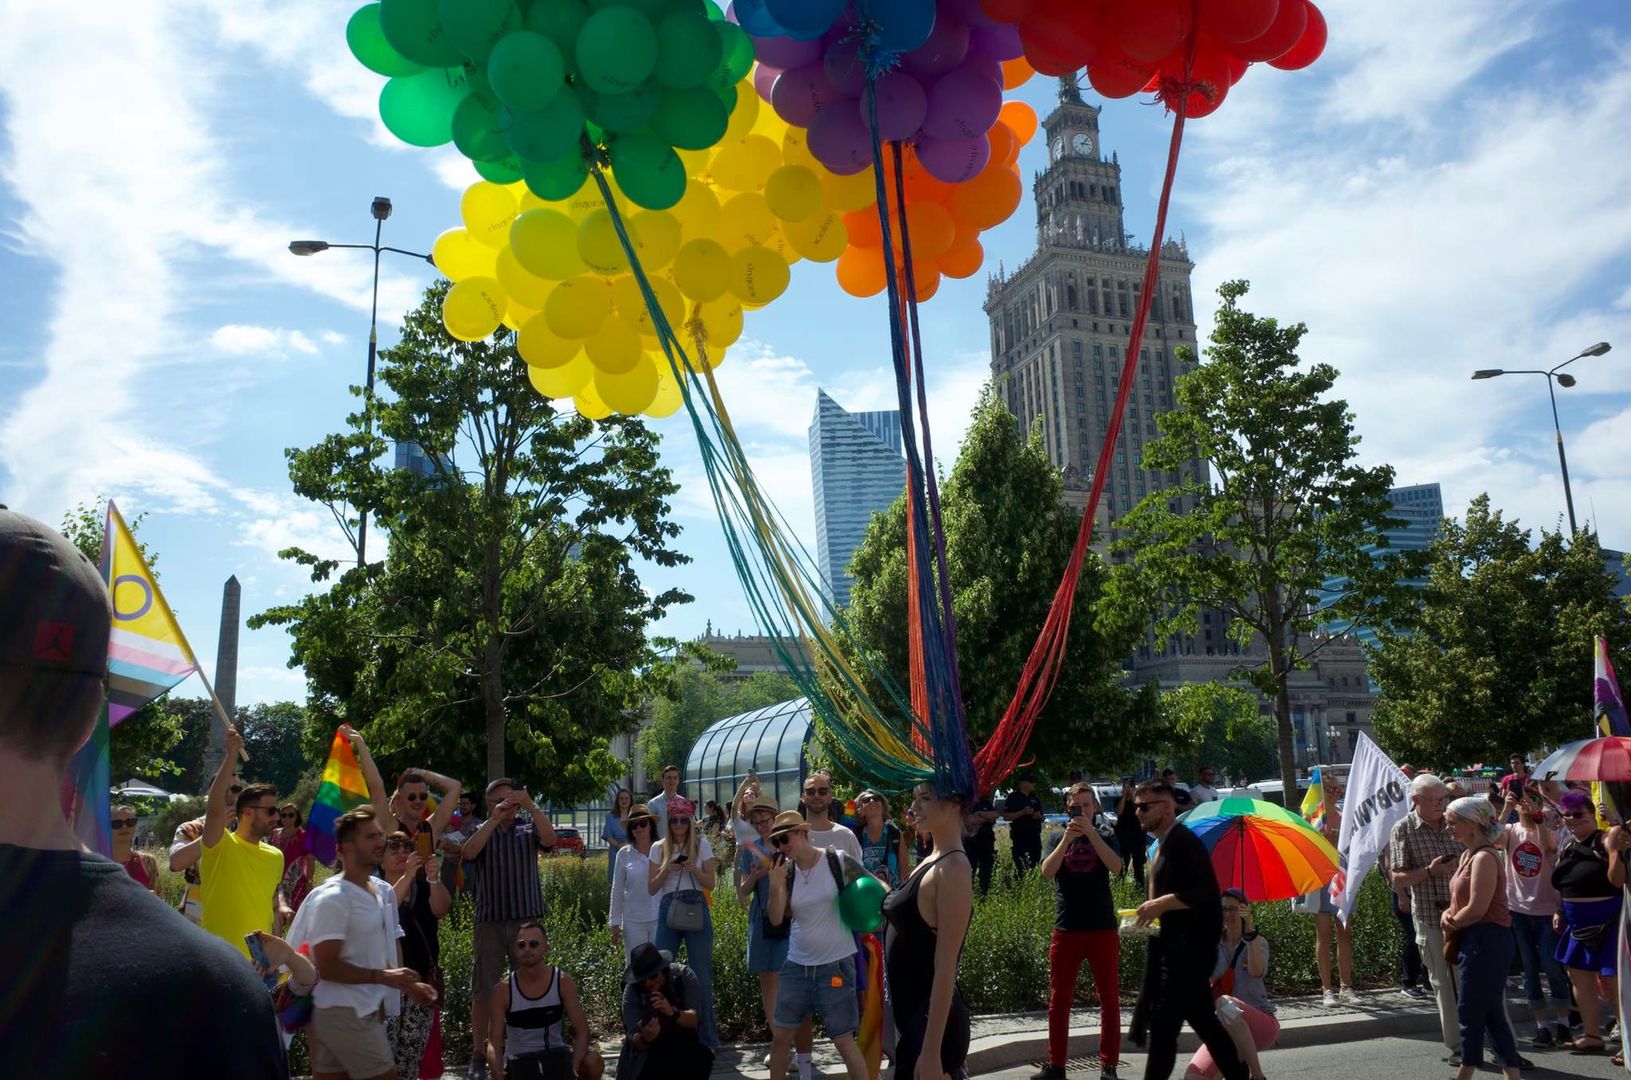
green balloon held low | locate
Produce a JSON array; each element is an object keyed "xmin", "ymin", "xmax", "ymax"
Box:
[
  {"xmin": 524, "ymin": 152, "xmax": 589, "ymax": 202},
  {"xmin": 502, "ymin": 90, "xmax": 584, "ymax": 163},
  {"xmin": 649, "ymin": 86, "xmax": 729, "ymax": 151},
  {"xmin": 838, "ymin": 874, "xmax": 886, "ymax": 934},
  {"xmin": 347, "ymin": 4, "xmax": 424, "ymax": 77},
  {"xmin": 577, "ymin": 82, "xmax": 662, "ymax": 134},
  {"xmin": 488, "ymin": 30, "xmax": 566, "ymax": 112},
  {"xmin": 575, "ymin": 6, "xmax": 659, "ymax": 95},
  {"xmin": 608, "ymin": 132, "xmax": 685, "ymax": 211}
]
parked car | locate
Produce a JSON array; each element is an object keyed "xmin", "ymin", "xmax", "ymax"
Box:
[
  {"xmin": 551, "ymin": 826, "xmax": 585, "ymax": 856},
  {"xmin": 1246, "ymin": 779, "xmax": 1310, "ymax": 809}
]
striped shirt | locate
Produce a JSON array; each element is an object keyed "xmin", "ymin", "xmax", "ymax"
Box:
[{"xmin": 469, "ymin": 820, "xmax": 546, "ymax": 923}]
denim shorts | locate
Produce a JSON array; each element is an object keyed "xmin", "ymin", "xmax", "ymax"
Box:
[{"xmin": 774, "ymin": 956, "xmax": 859, "ymax": 1037}]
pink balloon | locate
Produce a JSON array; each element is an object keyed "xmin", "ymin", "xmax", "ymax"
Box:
[
  {"xmin": 749, "ymin": 32, "xmax": 822, "ymax": 71},
  {"xmin": 771, "ymin": 64, "xmax": 840, "ymax": 128},
  {"xmin": 969, "ymin": 21, "xmax": 1024, "ymax": 61},
  {"xmin": 808, "ymin": 104, "xmax": 875, "ymax": 175},
  {"xmin": 863, "ymin": 70, "xmax": 928, "ymax": 141},
  {"xmin": 923, "ymin": 61, "xmax": 1003, "ymax": 142},
  {"xmin": 754, "ymin": 64, "xmax": 782, "ymax": 103},
  {"xmin": 823, "ymin": 37, "xmax": 867, "ymax": 97},
  {"xmin": 914, "ymin": 133, "xmax": 990, "ymax": 184},
  {"xmin": 901, "ymin": 11, "xmax": 969, "ymax": 79}
]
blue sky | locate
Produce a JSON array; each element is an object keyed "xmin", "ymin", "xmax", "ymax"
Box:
[{"xmin": 3, "ymin": 0, "xmax": 1629, "ymax": 709}]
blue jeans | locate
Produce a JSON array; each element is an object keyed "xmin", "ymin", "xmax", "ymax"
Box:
[
  {"xmin": 1510, "ymin": 911, "xmax": 1569, "ymax": 1007},
  {"xmin": 654, "ymin": 893, "xmax": 717, "ymax": 1048},
  {"xmin": 775, "ymin": 956, "xmax": 860, "ymax": 1038},
  {"xmin": 1457, "ymin": 922, "xmax": 1521, "ymax": 1068}
]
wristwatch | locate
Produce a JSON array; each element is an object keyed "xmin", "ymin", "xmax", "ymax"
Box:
[{"xmin": 1243, "ymin": 930, "xmax": 1259, "ymax": 942}]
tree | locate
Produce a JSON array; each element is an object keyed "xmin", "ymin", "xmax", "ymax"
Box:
[
  {"xmin": 1104, "ymin": 280, "xmax": 1416, "ymax": 800},
  {"xmin": 1156, "ymin": 683, "xmax": 1277, "ymax": 784},
  {"xmin": 1369, "ymin": 496, "xmax": 1631, "ymax": 767},
  {"xmin": 844, "ymin": 386, "xmax": 1154, "ymax": 781},
  {"xmin": 640, "ymin": 659, "xmax": 802, "ymax": 784},
  {"xmin": 252, "ymin": 282, "xmax": 690, "ymax": 804},
  {"xmin": 238, "ymin": 702, "xmax": 309, "ymax": 797}
]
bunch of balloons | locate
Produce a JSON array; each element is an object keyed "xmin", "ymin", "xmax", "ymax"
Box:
[
  {"xmin": 433, "ymin": 87, "xmax": 875, "ymax": 419},
  {"xmin": 347, "ymin": 0, "xmax": 755, "ymax": 209},
  {"xmin": 984, "ymin": 0, "xmax": 1327, "ymax": 117}
]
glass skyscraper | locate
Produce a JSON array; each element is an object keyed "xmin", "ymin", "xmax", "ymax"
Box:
[
  {"xmin": 808, "ymin": 389, "xmax": 905, "ymax": 610},
  {"xmin": 1323, "ymin": 482, "xmax": 1444, "ymax": 649}
]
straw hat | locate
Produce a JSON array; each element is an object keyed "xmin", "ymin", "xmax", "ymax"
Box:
[
  {"xmin": 749, "ymin": 796, "xmax": 780, "ymax": 816},
  {"xmin": 768, "ymin": 810, "xmax": 809, "ymax": 841},
  {"xmin": 624, "ymin": 806, "xmax": 657, "ymax": 829}
]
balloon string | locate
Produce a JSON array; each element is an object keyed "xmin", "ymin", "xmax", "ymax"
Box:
[{"xmin": 973, "ymin": 49, "xmax": 1195, "ymax": 794}]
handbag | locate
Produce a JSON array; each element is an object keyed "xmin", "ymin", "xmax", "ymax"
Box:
[
  {"xmin": 666, "ymin": 867, "xmax": 707, "ymax": 933},
  {"xmin": 1442, "ymin": 926, "xmax": 1461, "ymax": 966},
  {"xmin": 1570, "ymin": 922, "xmax": 1612, "ymax": 950}
]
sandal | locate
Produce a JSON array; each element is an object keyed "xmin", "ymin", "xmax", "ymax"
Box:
[
  {"xmin": 1613, "ymin": 1053, "xmax": 1625, "ymax": 1067},
  {"xmin": 1568, "ymin": 1035, "xmax": 1605, "ymax": 1055}
]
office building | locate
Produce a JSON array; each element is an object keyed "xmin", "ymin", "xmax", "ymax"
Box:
[{"xmin": 809, "ymin": 389, "xmax": 906, "ymax": 610}]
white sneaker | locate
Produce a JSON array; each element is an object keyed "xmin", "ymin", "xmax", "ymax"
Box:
[
  {"xmin": 1322, "ymin": 989, "xmax": 1338, "ymax": 1007},
  {"xmin": 1339, "ymin": 987, "xmax": 1358, "ymax": 1006}
]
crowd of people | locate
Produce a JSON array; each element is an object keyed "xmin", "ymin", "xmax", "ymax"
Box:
[{"xmin": 4, "ymin": 504, "xmax": 1629, "ymax": 1080}]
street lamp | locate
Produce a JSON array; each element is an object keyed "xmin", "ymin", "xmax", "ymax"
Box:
[
  {"xmin": 1471, "ymin": 342, "xmax": 1612, "ymax": 536},
  {"xmin": 288, "ymin": 196, "xmax": 435, "ymax": 567}
]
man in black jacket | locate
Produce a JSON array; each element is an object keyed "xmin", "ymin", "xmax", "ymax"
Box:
[{"xmin": 1132, "ymin": 780, "xmax": 1247, "ymax": 1080}]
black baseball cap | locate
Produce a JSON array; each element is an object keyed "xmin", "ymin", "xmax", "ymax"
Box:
[{"xmin": 0, "ymin": 506, "xmax": 110, "ymax": 681}]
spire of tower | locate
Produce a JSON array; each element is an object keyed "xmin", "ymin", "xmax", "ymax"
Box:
[{"xmin": 1058, "ymin": 73, "xmax": 1083, "ymax": 105}]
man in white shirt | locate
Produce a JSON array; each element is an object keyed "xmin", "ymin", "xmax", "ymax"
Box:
[
  {"xmin": 801, "ymin": 769, "xmax": 863, "ymax": 861},
  {"xmin": 647, "ymin": 765, "xmax": 684, "ymax": 840},
  {"xmin": 289, "ymin": 806, "xmax": 436, "ymax": 1079},
  {"xmin": 1190, "ymin": 767, "xmax": 1221, "ymax": 805}
]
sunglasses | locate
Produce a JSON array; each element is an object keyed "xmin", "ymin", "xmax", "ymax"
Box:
[
  {"xmin": 1133, "ymin": 802, "xmax": 1164, "ymax": 812},
  {"xmin": 250, "ymin": 804, "xmax": 281, "ymax": 814},
  {"xmin": 804, "ymin": 786, "xmax": 831, "ymax": 797},
  {"xmin": 403, "ymin": 793, "xmax": 428, "ymax": 803},
  {"xmin": 279, "ymin": 811, "xmax": 297, "ymax": 819},
  {"xmin": 515, "ymin": 940, "xmax": 544, "ymax": 951},
  {"xmin": 631, "ymin": 819, "xmax": 653, "ymax": 829},
  {"xmin": 386, "ymin": 842, "xmax": 414, "ymax": 852},
  {"xmin": 1563, "ymin": 811, "xmax": 1589, "ymax": 820},
  {"xmin": 668, "ymin": 817, "xmax": 688, "ymax": 826},
  {"xmin": 111, "ymin": 817, "xmax": 137, "ymax": 829},
  {"xmin": 771, "ymin": 835, "xmax": 791, "ymax": 848}
]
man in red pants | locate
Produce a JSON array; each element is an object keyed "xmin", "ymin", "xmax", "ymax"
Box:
[{"xmin": 1034, "ymin": 782, "xmax": 1125, "ymax": 1080}]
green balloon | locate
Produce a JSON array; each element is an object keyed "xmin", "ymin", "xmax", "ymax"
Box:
[
  {"xmin": 716, "ymin": 20, "xmax": 753, "ymax": 84},
  {"xmin": 608, "ymin": 132, "xmax": 685, "ymax": 210},
  {"xmin": 475, "ymin": 155, "xmax": 526, "ymax": 183},
  {"xmin": 347, "ymin": 3, "xmax": 424, "ymax": 77},
  {"xmin": 578, "ymin": 82, "xmax": 662, "ymax": 134},
  {"xmin": 653, "ymin": 11, "xmax": 722, "ymax": 89},
  {"xmin": 838, "ymin": 875, "xmax": 886, "ymax": 933},
  {"xmin": 502, "ymin": 91, "xmax": 584, "ymax": 163},
  {"xmin": 438, "ymin": 0, "xmax": 521, "ymax": 64},
  {"xmin": 452, "ymin": 93, "xmax": 509, "ymax": 161},
  {"xmin": 714, "ymin": 82, "xmax": 737, "ymax": 115},
  {"xmin": 524, "ymin": 151, "xmax": 590, "ymax": 201},
  {"xmin": 575, "ymin": 7, "xmax": 659, "ymax": 95},
  {"xmin": 702, "ymin": 0, "xmax": 725, "ymax": 19},
  {"xmin": 588, "ymin": 0, "xmax": 668, "ymax": 17},
  {"xmin": 488, "ymin": 30, "xmax": 566, "ymax": 112},
  {"xmin": 524, "ymin": 0, "xmax": 588, "ymax": 73},
  {"xmin": 378, "ymin": 0, "xmax": 464, "ymax": 67},
  {"xmin": 379, "ymin": 67, "xmax": 469, "ymax": 147},
  {"xmin": 649, "ymin": 86, "xmax": 728, "ymax": 150}
]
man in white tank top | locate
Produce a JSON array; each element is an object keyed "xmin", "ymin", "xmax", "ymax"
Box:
[{"xmin": 485, "ymin": 922, "xmax": 593, "ymax": 1080}]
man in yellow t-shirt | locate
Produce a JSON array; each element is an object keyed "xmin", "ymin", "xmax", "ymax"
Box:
[{"xmin": 201, "ymin": 727, "xmax": 288, "ymax": 958}]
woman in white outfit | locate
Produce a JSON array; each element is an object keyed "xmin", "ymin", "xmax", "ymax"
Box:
[{"xmin": 610, "ymin": 806, "xmax": 660, "ymax": 961}]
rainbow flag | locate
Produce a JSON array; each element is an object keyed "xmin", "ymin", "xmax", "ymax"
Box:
[
  {"xmin": 308, "ymin": 728, "xmax": 373, "ymax": 864},
  {"xmin": 1301, "ymin": 765, "xmax": 1326, "ymax": 831},
  {"xmin": 854, "ymin": 932, "xmax": 885, "ymax": 1078}
]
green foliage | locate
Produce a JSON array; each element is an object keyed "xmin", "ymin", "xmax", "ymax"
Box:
[
  {"xmin": 251, "ymin": 281, "xmax": 691, "ymax": 799},
  {"xmin": 236, "ymin": 701, "xmax": 309, "ymax": 797},
  {"xmin": 1105, "ymin": 281, "xmax": 1416, "ymax": 797},
  {"xmin": 844, "ymin": 386, "xmax": 1154, "ymax": 781},
  {"xmin": 148, "ymin": 795, "xmax": 206, "ymax": 852},
  {"xmin": 1156, "ymin": 683, "xmax": 1277, "ymax": 782},
  {"xmin": 1370, "ymin": 495, "xmax": 1631, "ymax": 767},
  {"xmin": 641, "ymin": 655, "xmax": 801, "ymax": 780}
]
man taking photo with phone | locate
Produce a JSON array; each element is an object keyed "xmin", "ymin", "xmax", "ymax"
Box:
[{"xmin": 1388, "ymin": 773, "xmax": 1465, "ymax": 1063}]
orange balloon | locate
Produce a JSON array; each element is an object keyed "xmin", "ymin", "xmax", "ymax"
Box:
[
  {"xmin": 905, "ymin": 202, "xmax": 955, "ymax": 260},
  {"xmin": 836, "ymin": 246, "xmax": 887, "ymax": 298},
  {"xmin": 845, "ymin": 209, "xmax": 884, "ymax": 249},
  {"xmin": 1000, "ymin": 56, "xmax": 1035, "ymax": 91},
  {"xmin": 998, "ymin": 100, "xmax": 1038, "ymax": 145},
  {"xmin": 911, "ymin": 266, "xmax": 942, "ymax": 302},
  {"xmin": 988, "ymin": 122, "xmax": 1019, "ymax": 168},
  {"xmin": 939, "ymin": 238, "xmax": 984, "ymax": 279},
  {"xmin": 953, "ymin": 165, "xmax": 1023, "ymax": 230}
]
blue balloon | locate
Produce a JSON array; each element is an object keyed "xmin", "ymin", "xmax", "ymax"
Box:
[
  {"xmin": 868, "ymin": 0, "xmax": 935, "ymax": 55},
  {"xmin": 731, "ymin": 0, "xmax": 786, "ymax": 38},
  {"xmin": 766, "ymin": 0, "xmax": 844, "ymax": 39}
]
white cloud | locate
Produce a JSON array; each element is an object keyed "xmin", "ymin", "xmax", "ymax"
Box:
[
  {"xmin": 210, "ymin": 324, "xmax": 320, "ymax": 355},
  {"xmin": 320, "ymin": 330, "xmax": 347, "ymax": 346}
]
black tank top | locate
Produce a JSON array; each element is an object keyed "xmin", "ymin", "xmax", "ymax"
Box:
[{"xmin": 882, "ymin": 850, "xmax": 971, "ymax": 1074}]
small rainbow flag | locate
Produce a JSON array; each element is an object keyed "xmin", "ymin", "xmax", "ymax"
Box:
[
  {"xmin": 308, "ymin": 728, "xmax": 372, "ymax": 864},
  {"xmin": 1301, "ymin": 765, "xmax": 1326, "ymax": 832}
]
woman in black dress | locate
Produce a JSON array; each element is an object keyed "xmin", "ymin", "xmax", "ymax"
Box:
[{"xmin": 883, "ymin": 782, "xmax": 974, "ymax": 1080}]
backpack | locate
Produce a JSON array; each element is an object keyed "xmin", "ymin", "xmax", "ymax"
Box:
[{"xmin": 762, "ymin": 848, "xmax": 843, "ymax": 940}]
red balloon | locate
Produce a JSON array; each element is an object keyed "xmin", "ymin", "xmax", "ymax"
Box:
[
  {"xmin": 1019, "ymin": 0, "xmax": 1109, "ymax": 71},
  {"xmin": 1087, "ymin": 46, "xmax": 1155, "ymax": 99},
  {"xmin": 1224, "ymin": 50, "xmax": 1248, "ymax": 85},
  {"xmin": 1234, "ymin": 0, "xmax": 1307, "ymax": 62},
  {"xmin": 1020, "ymin": 21, "xmax": 1084, "ymax": 75},
  {"xmin": 1160, "ymin": 45, "xmax": 1232, "ymax": 118},
  {"xmin": 1195, "ymin": 0, "xmax": 1279, "ymax": 45},
  {"xmin": 1268, "ymin": 2, "xmax": 1326, "ymax": 70},
  {"xmin": 1113, "ymin": 0, "xmax": 1194, "ymax": 64},
  {"xmin": 980, "ymin": 0, "xmax": 1037, "ymax": 20}
]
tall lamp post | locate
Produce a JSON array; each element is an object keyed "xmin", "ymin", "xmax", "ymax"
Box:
[
  {"xmin": 289, "ymin": 196, "xmax": 434, "ymax": 567},
  {"xmin": 1472, "ymin": 341, "xmax": 1612, "ymax": 537}
]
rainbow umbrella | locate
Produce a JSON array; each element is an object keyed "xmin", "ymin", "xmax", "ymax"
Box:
[
  {"xmin": 1173, "ymin": 797, "xmax": 1340, "ymax": 902},
  {"xmin": 1532, "ymin": 736, "xmax": 1631, "ymax": 783}
]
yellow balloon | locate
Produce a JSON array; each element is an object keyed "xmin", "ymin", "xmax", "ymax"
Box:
[
  {"xmin": 730, "ymin": 246, "xmax": 790, "ymax": 306},
  {"xmin": 443, "ymin": 277, "xmax": 507, "ymax": 341},
  {"xmin": 646, "ymin": 365, "xmax": 684, "ymax": 418},
  {"xmin": 527, "ymin": 352, "xmax": 592, "ymax": 398},
  {"xmin": 544, "ymin": 275, "xmax": 612, "ymax": 339},
  {"xmin": 578, "ymin": 208, "xmax": 630, "ymax": 276},
  {"xmin": 496, "ymin": 247, "xmax": 555, "ymax": 311},
  {"xmin": 585, "ymin": 316, "xmax": 642, "ymax": 375},
  {"xmin": 717, "ymin": 192, "xmax": 779, "ymax": 252},
  {"xmin": 822, "ymin": 167, "xmax": 878, "ymax": 213},
  {"xmin": 723, "ymin": 88, "xmax": 760, "ymax": 143},
  {"xmin": 504, "ymin": 303, "xmax": 537, "ymax": 332},
  {"xmin": 574, "ymin": 378, "xmax": 614, "ymax": 420},
  {"xmin": 564, "ymin": 184, "xmax": 623, "ymax": 222},
  {"xmin": 670, "ymin": 182, "xmax": 721, "ymax": 244},
  {"xmin": 711, "ymin": 134, "xmax": 780, "ymax": 192},
  {"xmin": 696, "ymin": 298, "xmax": 743, "ymax": 355},
  {"xmin": 610, "ymin": 274, "xmax": 685, "ymax": 339},
  {"xmin": 784, "ymin": 210, "xmax": 848, "ymax": 263},
  {"xmin": 518, "ymin": 313, "xmax": 582, "ymax": 369},
  {"xmin": 672, "ymin": 238, "xmax": 732, "ymax": 302},
  {"xmin": 630, "ymin": 211, "xmax": 681, "ymax": 271},
  {"xmin": 595, "ymin": 357, "xmax": 660, "ymax": 415},
  {"xmin": 510, "ymin": 210, "xmax": 583, "ymax": 280},
  {"xmin": 462, "ymin": 181, "xmax": 520, "ymax": 249},
  {"xmin": 781, "ymin": 127, "xmax": 817, "ymax": 170},
  {"xmin": 765, "ymin": 164, "xmax": 823, "ymax": 222},
  {"xmin": 433, "ymin": 228, "xmax": 498, "ymax": 282}
]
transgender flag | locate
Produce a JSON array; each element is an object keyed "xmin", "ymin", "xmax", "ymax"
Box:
[{"xmin": 308, "ymin": 728, "xmax": 373, "ymax": 864}]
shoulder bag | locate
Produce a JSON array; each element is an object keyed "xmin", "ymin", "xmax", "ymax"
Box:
[{"xmin": 666, "ymin": 866, "xmax": 708, "ymax": 933}]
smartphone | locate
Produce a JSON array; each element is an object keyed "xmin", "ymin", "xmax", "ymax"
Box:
[
  {"xmin": 1068, "ymin": 805, "xmax": 1084, "ymax": 819},
  {"xmin": 1510, "ymin": 778, "xmax": 1525, "ymax": 800},
  {"xmin": 244, "ymin": 933, "xmax": 280, "ymax": 990},
  {"xmin": 674, "ymin": 853, "xmax": 689, "ymax": 863}
]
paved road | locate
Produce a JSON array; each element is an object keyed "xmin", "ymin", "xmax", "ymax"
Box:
[{"xmin": 978, "ymin": 1033, "xmax": 1626, "ymax": 1079}]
